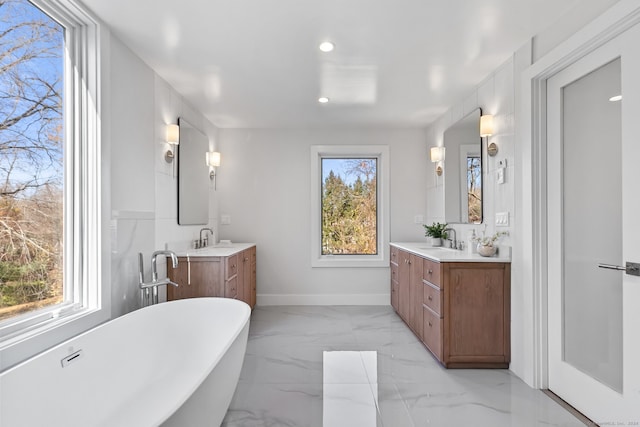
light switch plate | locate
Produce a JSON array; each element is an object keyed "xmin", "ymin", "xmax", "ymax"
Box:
[
  {"xmin": 496, "ymin": 212, "xmax": 509, "ymax": 227},
  {"xmin": 496, "ymin": 168, "xmax": 505, "ymax": 184},
  {"xmin": 221, "ymin": 214, "xmax": 231, "ymax": 225},
  {"xmin": 414, "ymin": 215, "xmax": 424, "ymax": 224}
]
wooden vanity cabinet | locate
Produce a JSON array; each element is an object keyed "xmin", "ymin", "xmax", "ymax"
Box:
[
  {"xmin": 390, "ymin": 245, "xmax": 510, "ymax": 368},
  {"xmin": 237, "ymin": 246, "xmax": 257, "ymax": 309},
  {"xmin": 393, "ymin": 249, "xmax": 424, "ymax": 341},
  {"xmin": 443, "ymin": 262, "xmax": 510, "ymax": 368},
  {"xmin": 224, "ymin": 254, "xmax": 239, "ymax": 299},
  {"xmin": 167, "ymin": 245, "xmax": 256, "ymax": 309},
  {"xmin": 390, "ymin": 246, "xmax": 399, "ymax": 311},
  {"xmin": 422, "ymin": 258, "xmax": 443, "ymax": 361},
  {"xmin": 167, "ymin": 256, "xmax": 224, "ymax": 300}
]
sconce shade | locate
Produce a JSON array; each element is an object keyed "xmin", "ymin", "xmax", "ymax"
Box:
[
  {"xmin": 430, "ymin": 146, "xmax": 445, "ymax": 163},
  {"xmin": 167, "ymin": 124, "xmax": 180, "ymax": 145},
  {"xmin": 206, "ymin": 151, "xmax": 221, "ymax": 167},
  {"xmin": 480, "ymin": 115, "xmax": 494, "ymax": 137}
]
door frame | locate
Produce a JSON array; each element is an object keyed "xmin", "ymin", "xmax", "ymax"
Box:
[{"xmin": 519, "ymin": 1, "xmax": 640, "ymax": 389}]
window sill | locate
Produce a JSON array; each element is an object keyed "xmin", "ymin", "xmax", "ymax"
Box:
[{"xmin": 312, "ymin": 254, "xmax": 389, "ymax": 268}]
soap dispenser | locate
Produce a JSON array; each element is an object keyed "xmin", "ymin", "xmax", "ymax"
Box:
[{"xmin": 467, "ymin": 229, "xmax": 477, "ymax": 254}]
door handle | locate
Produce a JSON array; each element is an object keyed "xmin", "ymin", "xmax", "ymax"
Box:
[{"xmin": 598, "ymin": 262, "xmax": 640, "ymax": 276}]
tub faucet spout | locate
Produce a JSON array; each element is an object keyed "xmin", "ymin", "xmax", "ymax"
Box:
[{"xmin": 151, "ymin": 250, "xmax": 178, "ymax": 282}]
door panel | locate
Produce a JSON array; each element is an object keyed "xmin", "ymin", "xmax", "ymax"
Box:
[
  {"xmin": 547, "ymin": 23, "xmax": 640, "ymax": 422},
  {"xmin": 562, "ymin": 58, "xmax": 622, "ymax": 391}
]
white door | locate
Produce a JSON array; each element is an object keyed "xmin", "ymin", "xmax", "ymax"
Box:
[{"xmin": 546, "ymin": 23, "xmax": 640, "ymax": 423}]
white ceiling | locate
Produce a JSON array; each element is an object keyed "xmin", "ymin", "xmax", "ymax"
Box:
[{"xmin": 83, "ymin": 0, "xmax": 583, "ymax": 129}]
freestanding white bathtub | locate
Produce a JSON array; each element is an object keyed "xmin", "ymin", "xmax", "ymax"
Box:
[{"xmin": 0, "ymin": 297, "xmax": 250, "ymax": 427}]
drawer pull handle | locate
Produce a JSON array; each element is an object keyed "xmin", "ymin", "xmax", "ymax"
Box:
[
  {"xmin": 428, "ymin": 295, "xmax": 433, "ymax": 301},
  {"xmin": 428, "ymin": 269, "xmax": 433, "ymax": 274},
  {"xmin": 428, "ymin": 321, "xmax": 433, "ymax": 327}
]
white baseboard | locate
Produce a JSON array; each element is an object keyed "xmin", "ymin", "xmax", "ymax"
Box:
[{"xmin": 256, "ymin": 293, "xmax": 390, "ymax": 306}]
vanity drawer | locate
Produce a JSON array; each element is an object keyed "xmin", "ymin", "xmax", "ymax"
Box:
[
  {"xmin": 423, "ymin": 258, "xmax": 441, "ymax": 287},
  {"xmin": 390, "ymin": 246, "xmax": 399, "ymax": 265},
  {"xmin": 423, "ymin": 282, "xmax": 442, "ymax": 316},
  {"xmin": 225, "ymin": 254, "xmax": 238, "ymax": 280},
  {"xmin": 391, "ymin": 263, "xmax": 398, "ymax": 283},
  {"xmin": 423, "ymin": 306, "xmax": 443, "ymax": 360},
  {"xmin": 225, "ymin": 277, "xmax": 238, "ymax": 299}
]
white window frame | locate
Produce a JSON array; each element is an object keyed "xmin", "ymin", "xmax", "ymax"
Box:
[
  {"xmin": 311, "ymin": 145, "xmax": 389, "ymax": 268},
  {"xmin": 0, "ymin": 0, "xmax": 108, "ymax": 372}
]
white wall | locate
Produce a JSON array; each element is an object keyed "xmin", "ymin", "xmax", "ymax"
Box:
[
  {"xmin": 217, "ymin": 128, "xmax": 427, "ymax": 305},
  {"xmin": 106, "ymin": 35, "xmax": 219, "ymax": 318}
]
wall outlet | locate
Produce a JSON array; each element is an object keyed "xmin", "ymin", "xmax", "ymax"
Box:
[
  {"xmin": 414, "ymin": 215, "xmax": 424, "ymax": 224},
  {"xmin": 496, "ymin": 212, "xmax": 509, "ymax": 227},
  {"xmin": 221, "ymin": 214, "xmax": 231, "ymax": 225}
]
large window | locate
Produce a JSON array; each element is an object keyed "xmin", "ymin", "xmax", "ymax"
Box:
[
  {"xmin": 0, "ymin": 0, "xmax": 64, "ymax": 321},
  {"xmin": 321, "ymin": 158, "xmax": 377, "ymax": 255},
  {"xmin": 311, "ymin": 146, "xmax": 389, "ymax": 268},
  {"xmin": 0, "ymin": 0, "xmax": 104, "ymax": 370}
]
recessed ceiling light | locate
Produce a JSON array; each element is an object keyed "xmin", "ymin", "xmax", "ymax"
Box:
[
  {"xmin": 318, "ymin": 97, "xmax": 329, "ymax": 103},
  {"xmin": 319, "ymin": 41, "xmax": 334, "ymax": 52},
  {"xmin": 609, "ymin": 95, "xmax": 622, "ymax": 102}
]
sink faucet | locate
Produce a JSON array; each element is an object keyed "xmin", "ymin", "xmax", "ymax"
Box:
[
  {"xmin": 198, "ymin": 228, "xmax": 214, "ymax": 248},
  {"xmin": 444, "ymin": 228, "xmax": 457, "ymax": 249}
]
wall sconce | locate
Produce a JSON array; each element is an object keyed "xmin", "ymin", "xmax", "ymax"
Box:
[
  {"xmin": 430, "ymin": 146, "xmax": 445, "ymax": 176},
  {"xmin": 206, "ymin": 151, "xmax": 221, "ymax": 189},
  {"xmin": 480, "ymin": 114, "xmax": 497, "ymax": 156},
  {"xmin": 165, "ymin": 123, "xmax": 180, "ymax": 163}
]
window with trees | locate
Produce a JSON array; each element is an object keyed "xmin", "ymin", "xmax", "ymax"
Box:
[
  {"xmin": 311, "ymin": 145, "xmax": 389, "ymax": 268},
  {"xmin": 321, "ymin": 158, "xmax": 377, "ymax": 255},
  {"xmin": 0, "ymin": 0, "xmax": 64, "ymax": 320},
  {"xmin": 0, "ymin": 0, "xmax": 104, "ymax": 369}
]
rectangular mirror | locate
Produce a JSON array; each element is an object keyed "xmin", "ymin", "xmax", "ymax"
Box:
[
  {"xmin": 177, "ymin": 118, "xmax": 209, "ymax": 225},
  {"xmin": 443, "ymin": 108, "xmax": 483, "ymax": 224}
]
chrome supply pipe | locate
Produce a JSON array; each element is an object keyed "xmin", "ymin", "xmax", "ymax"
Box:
[{"xmin": 138, "ymin": 251, "xmax": 179, "ymax": 307}]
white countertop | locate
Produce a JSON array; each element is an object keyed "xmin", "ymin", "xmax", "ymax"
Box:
[
  {"xmin": 174, "ymin": 243, "xmax": 256, "ymax": 258},
  {"xmin": 391, "ymin": 242, "xmax": 511, "ymax": 263}
]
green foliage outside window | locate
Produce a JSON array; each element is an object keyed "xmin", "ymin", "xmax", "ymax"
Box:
[{"xmin": 321, "ymin": 159, "xmax": 377, "ymax": 255}]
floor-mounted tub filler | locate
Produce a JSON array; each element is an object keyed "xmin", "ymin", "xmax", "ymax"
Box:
[{"xmin": 0, "ymin": 297, "xmax": 250, "ymax": 427}]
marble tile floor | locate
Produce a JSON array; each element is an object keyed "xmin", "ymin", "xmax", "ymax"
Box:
[{"xmin": 222, "ymin": 305, "xmax": 585, "ymax": 427}]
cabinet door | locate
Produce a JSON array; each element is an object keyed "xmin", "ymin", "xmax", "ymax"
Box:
[
  {"xmin": 390, "ymin": 264, "xmax": 399, "ymax": 312},
  {"xmin": 167, "ymin": 257, "xmax": 223, "ymax": 300},
  {"xmin": 237, "ymin": 251, "xmax": 246, "ymax": 303},
  {"xmin": 390, "ymin": 247, "xmax": 399, "ymax": 311},
  {"xmin": 397, "ymin": 250, "xmax": 411, "ymax": 322},
  {"xmin": 445, "ymin": 262, "xmax": 509, "ymax": 363},
  {"xmin": 241, "ymin": 249, "xmax": 252, "ymax": 305},
  {"xmin": 410, "ymin": 254, "xmax": 424, "ymax": 340},
  {"xmin": 250, "ymin": 247, "xmax": 257, "ymax": 309}
]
